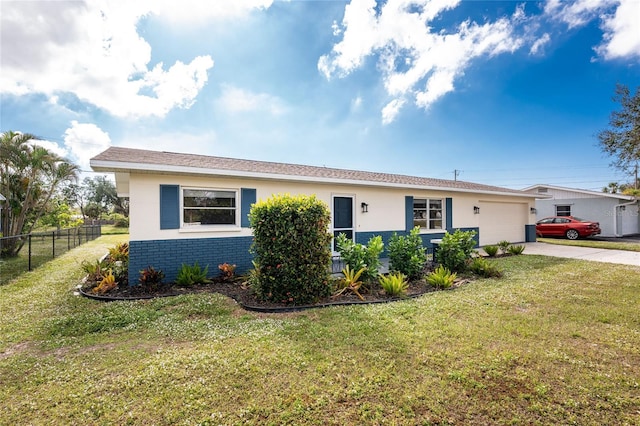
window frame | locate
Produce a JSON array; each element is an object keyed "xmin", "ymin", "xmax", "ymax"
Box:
[
  {"xmin": 413, "ymin": 198, "xmax": 444, "ymax": 231},
  {"xmin": 555, "ymin": 205, "xmax": 571, "ymax": 217},
  {"xmin": 180, "ymin": 186, "xmax": 240, "ymax": 229}
]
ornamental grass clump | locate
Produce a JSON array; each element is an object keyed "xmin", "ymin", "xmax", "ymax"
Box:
[
  {"xmin": 426, "ymin": 265, "xmax": 457, "ymax": 289},
  {"xmin": 469, "ymin": 257, "xmax": 503, "ymax": 278},
  {"xmin": 249, "ymin": 194, "xmax": 332, "ymax": 305},
  {"xmin": 483, "ymin": 245, "xmax": 499, "ymax": 257},
  {"xmin": 176, "ymin": 262, "xmax": 210, "ymax": 286},
  {"xmin": 507, "ymin": 244, "xmax": 526, "ymax": 255},
  {"xmin": 333, "ymin": 265, "xmax": 366, "ymax": 301},
  {"xmin": 379, "ymin": 271, "xmax": 409, "ymax": 297}
]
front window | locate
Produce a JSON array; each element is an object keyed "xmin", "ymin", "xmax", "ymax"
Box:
[
  {"xmin": 556, "ymin": 205, "xmax": 571, "ymax": 216},
  {"xmin": 183, "ymin": 188, "xmax": 237, "ymax": 226},
  {"xmin": 413, "ymin": 198, "xmax": 443, "ymax": 230}
]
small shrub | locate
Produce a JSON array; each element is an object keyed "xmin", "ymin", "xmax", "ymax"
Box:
[
  {"xmin": 388, "ymin": 227, "xmax": 427, "ymax": 280},
  {"xmin": 469, "ymin": 257, "xmax": 503, "ymax": 278},
  {"xmin": 81, "ymin": 259, "xmax": 108, "ymax": 282},
  {"xmin": 139, "ymin": 266, "xmax": 165, "ymax": 288},
  {"xmin": 107, "ymin": 242, "xmax": 129, "ymax": 263},
  {"xmin": 379, "ymin": 272, "xmax": 409, "ymax": 297},
  {"xmin": 426, "ymin": 265, "xmax": 457, "ymax": 289},
  {"xmin": 218, "ymin": 263, "xmax": 237, "ymax": 281},
  {"xmin": 92, "ymin": 270, "xmax": 117, "ymax": 294},
  {"xmin": 335, "ymin": 233, "xmax": 384, "ymax": 283},
  {"xmin": 483, "ymin": 245, "xmax": 499, "ymax": 257},
  {"xmin": 176, "ymin": 262, "xmax": 210, "ymax": 286},
  {"xmin": 498, "ymin": 240, "xmax": 511, "ymax": 255},
  {"xmin": 333, "ymin": 265, "xmax": 366, "ymax": 301},
  {"xmin": 113, "ymin": 216, "xmax": 129, "ymax": 228},
  {"xmin": 436, "ymin": 229, "xmax": 477, "ymax": 272},
  {"xmin": 507, "ymin": 244, "xmax": 525, "ymax": 255}
]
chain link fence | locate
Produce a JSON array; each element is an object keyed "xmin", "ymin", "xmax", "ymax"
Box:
[{"xmin": 0, "ymin": 225, "xmax": 102, "ymax": 285}]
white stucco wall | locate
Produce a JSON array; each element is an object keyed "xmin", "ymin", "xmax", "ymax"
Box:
[{"xmin": 128, "ymin": 173, "xmax": 536, "ymax": 243}]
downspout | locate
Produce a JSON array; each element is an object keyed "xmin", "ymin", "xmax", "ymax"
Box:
[{"xmin": 613, "ymin": 199, "xmax": 638, "ymax": 237}]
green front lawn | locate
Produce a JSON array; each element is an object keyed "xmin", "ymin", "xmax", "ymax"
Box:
[{"xmin": 1, "ymin": 235, "xmax": 639, "ymax": 425}]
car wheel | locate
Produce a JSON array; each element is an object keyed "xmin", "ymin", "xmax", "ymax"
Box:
[{"xmin": 566, "ymin": 229, "xmax": 579, "ymax": 240}]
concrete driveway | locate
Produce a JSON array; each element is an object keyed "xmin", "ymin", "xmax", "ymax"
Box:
[{"xmin": 523, "ymin": 242, "xmax": 640, "ymax": 266}]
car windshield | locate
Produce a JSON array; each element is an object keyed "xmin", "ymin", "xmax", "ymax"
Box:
[{"xmin": 572, "ymin": 217, "xmax": 587, "ymax": 222}]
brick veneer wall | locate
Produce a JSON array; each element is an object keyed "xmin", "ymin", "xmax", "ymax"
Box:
[{"xmin": 129, "ymin": 236, "xmax": 254, "ymax": 284}]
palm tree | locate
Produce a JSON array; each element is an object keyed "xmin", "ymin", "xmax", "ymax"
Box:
[{"xmin": 0, "ymin": 131, "xmax": 79, "ymax": 257}]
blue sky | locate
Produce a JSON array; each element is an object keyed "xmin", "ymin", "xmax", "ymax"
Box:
[{"xmin": 1, "ymin": 0, "xmax": 639, "ymax": 191}]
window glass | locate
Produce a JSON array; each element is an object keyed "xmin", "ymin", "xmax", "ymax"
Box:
[
  {"xmin": 183, "ymin": 189, "xmax": 237, "ymax": 226},
  {"xmin": 556, "ymin": 205, "xmax": 571, "ymax": 216},
  {"xmin": 413, "ymin": 198, "xmax": 443, "ymax": 230}
]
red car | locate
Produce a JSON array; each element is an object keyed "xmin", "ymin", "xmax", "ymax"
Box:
[{"xmin": 536, "ymin": 216, "xmax": 601, "ymax": 240}]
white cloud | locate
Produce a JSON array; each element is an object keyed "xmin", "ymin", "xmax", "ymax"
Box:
[
  {"xmin": 217, "ymin": 85, "xmax": 287, "ymax": 116},
  {"xmin": 0, "ymin": 0, "xmax": 272, "ymax": 118},
  {"xmin": 319, "ymin": 0, "xmax": 524, "ymax": 124},
  {"xmin": 149, "ymin": 0, "xmax": 273, "ymax": 26},
  {"xmin": 530, "ymin": 33, "xmax": 551, "ymax": 55},
  {"xmin": 596, "ymin": 0, "xmax": 640, "ymax": 59},
  {"xmin": 32, "ymin": 140, "xmax": 69, "ymax": 160},
  {"xmin": 543, "ymin": 0, "xmax": 614, "ymax": 28},
  {"xmin": 351, "ymin": 95, "xmax": 363, "ymax": 112},
  {"xmin": 63, "ymin": 121, "xmax": 112, "ymax": 171},
  {"xmin": 381, "ymin": 98, "xmax": 405, "ymax": 125},
  {"xmin": 544, "ymin": 0, "xmax": 639, "ymax": 60}
]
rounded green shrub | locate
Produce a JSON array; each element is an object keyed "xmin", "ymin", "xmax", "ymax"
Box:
[
  {"xmin": 249, "ymin": 193, "xmax": 332, "ymax": 305},
  {"xmin": 483, "ymin": 245, "xmax": 499, "ymax": 257},
  {"xmin": 388, "ymin": 226, "xmax": 427, "ymax": 279},
  {"xmin": 436, "ymin": 229, "xmax": 477, "ymax": 273},
  {"xmin": 335, "ymin": 233, "xmax": 384, "ymax": 283}
]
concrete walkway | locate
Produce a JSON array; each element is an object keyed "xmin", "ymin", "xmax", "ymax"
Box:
[{"xmin": 522, "ymin": 242, "xmax": 640, "ymax": 267}]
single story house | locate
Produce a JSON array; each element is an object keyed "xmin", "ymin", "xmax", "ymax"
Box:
[
  {"xmin": 522, "ymin": 184, "xmax": 639, "ymax": 237},
  {"xmin": 91, "ymin": 147, "xmax": 539, "ymax": 283}
]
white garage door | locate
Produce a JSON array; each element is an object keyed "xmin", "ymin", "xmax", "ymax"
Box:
[{"xmin": 479, "ymin": 202, "xmax": 527, "ymax": 246}]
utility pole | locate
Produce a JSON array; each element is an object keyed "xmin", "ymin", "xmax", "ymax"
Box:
[{"xmin": 453, "ymin": 169, "xmax": 460, "ymax": 182}]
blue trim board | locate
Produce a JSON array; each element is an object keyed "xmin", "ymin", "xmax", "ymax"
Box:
[
  {"xmin": 241, "ymin": 188, "xmax": 256, "ymax": 228},
  {"xmin": 445, "ymin": 198, "xmax": 453, "ymax": 232},
  {"xmin": 159, "ymin": 185, "xmax": 180, "ymax": 230},
  {"xmin": 404, "ymin": 196, "xmax": 413, "ymax": 232}
]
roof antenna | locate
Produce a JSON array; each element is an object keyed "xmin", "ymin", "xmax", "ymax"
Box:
[{"xmin": 453, "ymin": 169, "xmax": 460, "ymax": 182}]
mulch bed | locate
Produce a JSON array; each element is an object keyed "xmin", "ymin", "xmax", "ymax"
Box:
[{"xmin": 79, "ymin": 278, "xmax": 466, "ymax": 313}]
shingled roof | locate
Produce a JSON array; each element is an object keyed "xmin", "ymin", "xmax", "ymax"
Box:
[{"xmin": 91, "ymin": 146, "xmax": 531, "ymax": 197}]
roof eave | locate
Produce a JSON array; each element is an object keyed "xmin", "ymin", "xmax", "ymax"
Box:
[{"xmin": 90, "ymin": 159, "xmax": 536, "ymax": 199}]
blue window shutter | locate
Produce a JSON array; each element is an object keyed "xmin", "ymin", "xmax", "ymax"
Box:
[
  {"xmin": 241, "ymin": 188, "xmax": 256, "ymax": 228},
  {"xmin": 405, "ymin": 196, "xmax": 414, "ymax": 232},
  {"xmin": 445, "ymin": 197, "xmax": 453, "ymax": 231},
  {"xmin": 160, "ymin": 185, "xmax": 180, "ymax": 230}
]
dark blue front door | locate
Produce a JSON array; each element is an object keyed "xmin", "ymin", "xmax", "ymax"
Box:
[{"xmin": 333, "ymin": 196, "xmax": 353, "ymax": 250}]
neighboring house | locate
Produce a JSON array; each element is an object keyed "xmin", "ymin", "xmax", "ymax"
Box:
[
  {"xmin": 522, "ymin": 184, "xmax": 639, "ymax": 237},
  {"xmin": 90, "ymin": 147, "xmax": 539, "ymax": 283}
]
